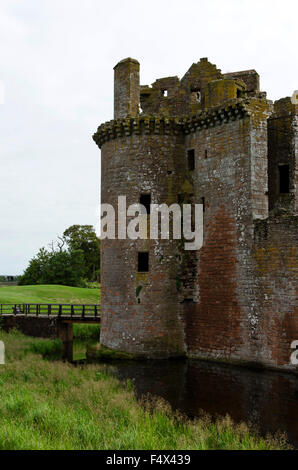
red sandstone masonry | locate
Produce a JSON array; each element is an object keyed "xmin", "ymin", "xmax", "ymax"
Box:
[
  {"xmin": 254, "ymin": 216, "xmax": 298, "ymax": 367},
  {"xmin": 93, "ymin": 58, "xmax": 297, "ymax": 369},
  {"xmin": 185, "ymin": 208, "xmax": 242, "ymax": 358}
]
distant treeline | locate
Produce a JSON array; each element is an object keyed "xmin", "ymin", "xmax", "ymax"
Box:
[
  {"xmin": 18, "ymin": 225, "xmax": 100, "ymax": 288},
  {"xmin": 0, "ymin": 275, "xmax": 19, "ymax": 282}
]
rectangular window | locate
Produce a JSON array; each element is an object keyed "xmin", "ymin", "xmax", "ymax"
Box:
[
  {"xmin": 279, "ymin": 165, "xmax": 290, "ymax": 194},
  {"xmin": 178, "ymin": 194, "xmax": 184, "ymax": 204},
  {"xmin": 140, "ymin": 194, "xmax": 151, "ymax": 214},
  {"xmin": 138, "ymin": 252, "xmax": 149, "ymax": 272},
  {"xmin": 191, "ymin": 89, "xmax": 201, "ymax": 103},
  {"xmin": 187, "ymin": 149, "xmax": 195, "ymax": 171}
]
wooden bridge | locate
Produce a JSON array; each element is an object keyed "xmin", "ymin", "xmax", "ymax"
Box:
[
  {"xmin": 0, "ymin": 303, "xmax": 100, "ymax": 320},
  {"xmin": 0, "ymin": 303, "xmax": 101, "ymax": 361}
]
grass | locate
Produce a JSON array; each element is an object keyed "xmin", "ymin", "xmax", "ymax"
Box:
[
  {"xmin": 0, "ymin": 284, "xmax": 100, "ymax": 305},
  {"xmin": 0, "ymin": 329, "xmax": 289, "ymax": 450},
  {"xmin": 0, "ymin": 284, "xmax": 101, "ymax": 362},
  {"xmin": 73, "ymin": 324, "xmax": 100, "ymax": 340},
  {"xmin": 28, "ymin": 338, "xmax": 63, "ymax": 360}
]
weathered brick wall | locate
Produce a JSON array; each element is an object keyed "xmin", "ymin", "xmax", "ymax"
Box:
[
  {"xmin": 253, "ymin": 215, "xmax": 298, "ymax": 368},
  {"xmin": 114, "ymin": 58, "xmax": 140, "ymax": 119},
  {"xmin": 268, "ymin": 98, "xmax": 298, "ymax": 213},
  {"xmin": 224, "ymin": 70, "xmax": 260, "ymax": 96},
  {"xmin": 99, "ymin": 106, "xmax": 273, "ymax": 363},
  {"xmin": 2, "ymin": 315, "xmax": 59, "ymax": 338},
  {"xmin": 204, "ymin": 79, "xmax": 241, "ymax": 109},
  {"xmin": 140, "ymin": 58, "xmax": 224, "ymax": 116},
  {"xmin": 100, "ymin": 130, "xmax": 187, "ymax": 358},
  {"xmin": 183, "ymin": 116, "xmax": 253, "ymax": 362}
]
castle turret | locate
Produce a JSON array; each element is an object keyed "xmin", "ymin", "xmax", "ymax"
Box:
[
  {"xmin": 93, "ymin": 58, "xmax": 297, "ymax": 370},
  {"xmin": 114, "ymin": 58, "xmax": 140, "ymax": 119}
]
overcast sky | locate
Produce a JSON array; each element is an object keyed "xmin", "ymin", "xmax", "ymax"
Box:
[{"xmin": 0, "ymin": 0, "xmax": 297, "ymax": 274}]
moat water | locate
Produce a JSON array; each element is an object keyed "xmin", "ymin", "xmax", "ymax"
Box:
[
  {"xmin": 104, "ymin": 358, "xmax": 298, "ymax": 447},
  {"xmin": 74, "ymin": 342, "xmax": 298, "ymax": 447}
]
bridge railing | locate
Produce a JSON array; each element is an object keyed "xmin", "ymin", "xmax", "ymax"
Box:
[
  {"xmin": 0, "ymin": 304, "xmax": 100, "ymax": 318},
  {"xmin": 0, "ymin": 304, "xmax": 24, "ymax": 315}
]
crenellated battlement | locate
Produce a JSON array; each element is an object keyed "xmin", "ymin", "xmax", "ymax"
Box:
[{"xmin": 93, "ymin": 99, "xmax": 268, "ymax": 148}]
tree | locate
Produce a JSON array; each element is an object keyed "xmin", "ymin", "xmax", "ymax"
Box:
[
  {"xmin": 18, "ymin": 224, "xmax": 100, "ymax": 287},
  {"xmin": 18, "ymin": 247, "xmax": 86, "ymax": 287},
  {"xmin": 63, "ymin": 225, "xmax": 100, "ymax": 281}
]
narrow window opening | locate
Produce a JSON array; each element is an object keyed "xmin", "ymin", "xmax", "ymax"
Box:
[
  {"xmin": 201, "ymin": 197, "xmax": 205, "ymax": 212},
  {"xmin": 138, "ymin": 252, "xmax": 149, "ymax": 272},
  {"xmin": 279, "ymin": 165, "xmax": 290, "ymax": 194},
  {"xmin": 191, "ymin": 88, "xmax": 201, "ymax": 103},
  {"xmin": 237, "ymin": 89, "xmax": 242, "ymax": 98},
  {"xmin": 140, "ymin": 194, "xmax": 151, "ymax": 214},
  {"xmin": 187, "ymin": 149, "xmax": 195, "ymax": 171},
  {"xmin": 205, "ymin": 150, "xmax": 208, "ymax": 159},
  {"xmin": 161, "ymin": 89, "xmax": 168, "ymax": 97}
]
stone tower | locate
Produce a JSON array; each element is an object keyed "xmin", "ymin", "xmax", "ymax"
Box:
[{"xmin": 93, "ymin": 58, "xmax": 298, "ymax": 369}]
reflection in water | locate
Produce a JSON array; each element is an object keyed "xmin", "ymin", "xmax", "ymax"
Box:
[{"xmin": 106, "ymin": 359, "xmax": 298, "ymax": 447}]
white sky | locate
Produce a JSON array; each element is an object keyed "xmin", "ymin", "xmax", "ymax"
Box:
[{"xmin": 0, "ymin": 0, "xmax": 297, "ymax": 274}]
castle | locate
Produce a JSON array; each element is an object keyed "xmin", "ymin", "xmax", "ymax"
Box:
[{"xmin": 93, "ymin": 58, "xmax": 298, "ymax": 370}]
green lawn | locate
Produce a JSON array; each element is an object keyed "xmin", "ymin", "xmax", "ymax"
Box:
[
  {"xmin": 0, "ymin": 330, "xmax": 288, "ymax": 450},
  {"xmin": 0, "ymin": 284, "xmax": 101, "ymax": 360},
  {"xmin": 0, "ymin": 285, "xmax": 100, "ymax": 305}
]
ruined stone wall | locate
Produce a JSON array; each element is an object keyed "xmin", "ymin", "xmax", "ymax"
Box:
[
  {"xmin": 114, "ymin": 58, "xmax": 140, "ymax": 119},
  {"xmin": 183, "ymin": 116, "xmax": 253, "ymax": 362},
  {"xmin": 140, "ymin": 58, "xmax": 223, "ymax": 116},
  {"xmin": 268, "ymin": 98, "xmax": 298, "ymax": 214},
  {"xmin": 224, "ymin": 70, "xmax": 260, "ymax": 97},
  {"xmin": 98, "ymin": 104, "xmax": 274, "ymax": 364},
  {"xmin": 100, "ymin": 127, "xmax": 187, "ymax": 358},
  {"xmin": 180, "ymin": 99, "xmax": 297, "ymax": 369},
  {"xmin": 95, "ymin": 57, "xmax": 297, "ymax": 369},
  {"xmin": 253, "ymin": 215, "xmax": 298, "ymax": 368}
]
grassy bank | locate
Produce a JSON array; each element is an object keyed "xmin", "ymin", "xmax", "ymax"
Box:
[
  {"xmin": 0, "ymin": 285, "xmax": 100, "ymax": 305},
  {"xmin": 0, "ymin": 330, "xmax": 288, "ymax": 450},
  {"xmin": 0, "ymin": 283, "xmax": 100, "ymax": 362},
  {"xmin": 73, "ymin": 324, "xmax": 100, "ymax": 340}
]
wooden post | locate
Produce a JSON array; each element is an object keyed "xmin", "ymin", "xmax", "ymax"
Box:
[{"xmin": 58, "ymin": 322, "xmax": 73, "ymax": 362}]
